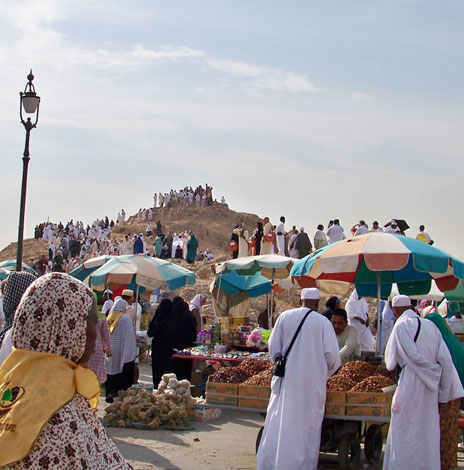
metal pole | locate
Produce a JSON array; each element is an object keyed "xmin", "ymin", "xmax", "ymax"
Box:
[
  {"xmin": 376, "ymin": 271, "xmax": 382, "ymax": 355},
  {"xmin": 269, "ymin": 268, "xmax": 275, "ymax": 330},
  {"xmin": 16, "ymin": 121, "xmax": 33, "ymax": 271}
]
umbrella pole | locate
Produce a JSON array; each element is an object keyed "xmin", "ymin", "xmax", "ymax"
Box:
[
  {"xmin": 269, "ymin": 268, "xmax": 275, "ymax": 330},
  {"xmin": 376, "ymin": 271, "xmax": 382, "ymax": 355},
  {"xmin": 216, "ymin": 274, "xmax": 222, "ymax": 323}
]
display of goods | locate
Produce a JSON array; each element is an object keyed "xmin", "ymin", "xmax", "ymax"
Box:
[
  {"xmin": 208, "ymin": 366, "xmax": 249, "ymax": 384},
  {"xmin": 104, "ymin": 374, "xmax": 196, "ymax": 429},
  {"xmin": 338, "ymin": 361, "xmax": 377, "ymax": 383},
  {"xmin": 242, "ymin": 368, "xmax": 273, "ymax": 387},
  {"xmin": 237, "ymin": 358, "xmax": 272, "ymax": 376},
  {"xmin": 327, "ymin": 375, "xmax": 357, "ymax": 392},
  {"xmin": 374, "ymin": 366, "xmax": 397, "ymax": 381},
  {"xmin": 350, "ymin": 375, "xmax": 396, "ymax": 393}
]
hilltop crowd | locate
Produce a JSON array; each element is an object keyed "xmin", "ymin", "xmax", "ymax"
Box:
[{"xmin": 230, "ymin": 217, "xmax": 434, "ymax": 259}]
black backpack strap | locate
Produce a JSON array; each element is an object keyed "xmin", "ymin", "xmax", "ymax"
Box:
[
  {"xmin": 283, "ymin": 309, "xmax": 312, "ymax": 360},
  {"xmin": 414, "ymin": 317, "xmax": 421, "ymax": 343}
]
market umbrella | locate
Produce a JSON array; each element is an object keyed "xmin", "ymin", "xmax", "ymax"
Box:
[
  {"xmin": 216, "ymin": 254, "xmax": 298, "ymax": 328},
  {"xmin": 0, "ymin": 259, "xmax": 37, "ymax": 279},
  {"xmin": 214, "ymin": 270, "xmax": 272, "ymax": 298},
  {"xmin": 215, "ymin": 254, "xmax": 297, "ymax": 280},
  {"xmin": 390, "ymin": 281, "xmax": 444, "ymax": 302},
  {"xmin": 69, "ymin": 255, "xmax": 115, "ymax": 282},
  {"xmin": 89, "ymin": 255, "xmax": 196, "ymax": 291},
  {"xmin": 291, "ymin": 232, "xmax": 464, "ymax": 352}
]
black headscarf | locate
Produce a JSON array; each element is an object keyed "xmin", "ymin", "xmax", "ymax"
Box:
[
  {"xmin": 0, "ymin": 271, "xmax": 36, "ymax": 346},
  {"xmin": 326, "ymin": 296, "xmax": 340, "ymax": 311},
  {"xmin": 172, "ymin": 297, "xmax": 197, "ymax": 350},
  {"xmin": 147, "ymin": 298, "xmax": 174, "ymax": 344}
]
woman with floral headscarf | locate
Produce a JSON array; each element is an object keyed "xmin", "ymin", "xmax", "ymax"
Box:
[
  {"xmin": 0, "ymin": 272, "xmax": 36, "ymax": 367},
  {"xmin": 0, "ymin": 272, "xmax": 132, "ymax": 469}
]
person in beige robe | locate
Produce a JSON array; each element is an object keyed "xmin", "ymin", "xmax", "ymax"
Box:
[{"xmin": 261, "ymin": 217, "xmax": 274, "ymax": 255}]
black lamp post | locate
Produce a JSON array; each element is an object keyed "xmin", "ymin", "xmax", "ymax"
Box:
[{"xmin": 16, "ymin": 70, "xmax": 40, "ymax": 272}]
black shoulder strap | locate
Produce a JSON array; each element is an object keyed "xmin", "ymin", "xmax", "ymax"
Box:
[
  {"xmin": 284, "ymin": 309, "xmax": 312, "ymax": 359},
  {"xmin": 414, "ymin": 317, "xmax": 421, "ymax": 343}
]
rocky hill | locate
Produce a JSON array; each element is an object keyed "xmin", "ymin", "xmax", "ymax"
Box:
[{"xmin": 0, "ymin": 203, "xmax": 262, "ymax": 263}]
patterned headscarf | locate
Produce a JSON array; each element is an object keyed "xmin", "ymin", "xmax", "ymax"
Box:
[
  {"xmin": 12, "ymin": 272, "xmax": 94, "ymax": 364},
  {"xmin": 111, "ymin": 298, "xmax": 127, "ymax": 313},
  {"xmin": 0, "ymin": 271, "xmax": 36, "ymax": 346}
]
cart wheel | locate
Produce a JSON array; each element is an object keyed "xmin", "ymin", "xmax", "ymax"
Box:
[
  {"xmin": 364, "ymin": 424, "xmax": 383, "ymax": 463},
  {"xmin": 338, "ymin": 434, "xmax": 361, "ymax": 470},
  {"xmin": 256, "ymin": 426, "xmax": 264, "ymax": 453}
]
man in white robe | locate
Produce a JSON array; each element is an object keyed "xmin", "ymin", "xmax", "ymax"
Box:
[
  {"xmin": 326, "ymin": 219, "xmax": 345, "ymax": 244},
  {"xmin": 257, "ymin": 288, "xmax": 341, "ymax": 470},
  {"xmin": 275, "ymin": 216, "xmax": 286, "ymax": 256},
  {"xmin": 346, "ymin": 289, "xmax": 375, "ymax": 352},
  {"xmin": 383, "ymin": 295, "xmax": 464, "ymax": 470}
]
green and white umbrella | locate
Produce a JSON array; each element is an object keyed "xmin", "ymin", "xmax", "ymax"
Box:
[
  {"xmin": 89, "ymin": 254, "xmax": 196, "ymax": 291},
  {"xmin": 0, "ymin": 259, "xmax": 37, "ymax": 279}
]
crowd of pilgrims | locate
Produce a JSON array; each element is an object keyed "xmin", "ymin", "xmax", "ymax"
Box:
[
  {"xmin": 231, "ymin": 216, "xmax": 434, "ymax": 259},
  {"xmin": 30, "ymin": 213, "xmax": 212, "ymax": 275}
]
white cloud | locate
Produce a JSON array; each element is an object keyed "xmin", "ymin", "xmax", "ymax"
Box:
[
  {"xmin": 207, "ymin": 58, "xmax": 317, "ymax": 93},
  {"xmin": 351, "ymin": 91, "xmax": 375, "ymax": 101}
]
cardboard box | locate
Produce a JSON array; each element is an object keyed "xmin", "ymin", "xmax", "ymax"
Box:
[
  {"xmin": 346, "ymin": 392, "xmax": 393, "ymax": 417},
  {"xmin": 206, "ymin": 381, "xmax": 238, "ymax": 406},
  {"xmin": 325, "ymin": 391, "xmax": 347, "ymax": 416},
  {"xmin": 238, "ymin": 385, "xmax": 270, "ymax": 410}
]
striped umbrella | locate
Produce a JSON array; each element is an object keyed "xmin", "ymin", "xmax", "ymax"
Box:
[
  {"xmin": 89, "ymin": 254, "xmax": 196, "ymax": 291},
  {"xmin": 290, "ymin": 232, "xmax": 464, "ymax": 352},
  {"xmin": 291, "ymin": 233, "xmax": 464, "ymax": 297},
  {"xmin": 69, "ymin": 255, "xmax": 115, "ymax": 282},
  {"xmin": 0, "ymin": 259, "xmax": 37, "ymax": 279}
]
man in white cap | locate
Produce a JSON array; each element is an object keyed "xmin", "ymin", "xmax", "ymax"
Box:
[
  {"xmin": 383, "ymin": 295, "xmax": 464, "ymax": 470},
  {"xmin": 257, "ymin": 288, "xmax": 341, "ymax": 470},
  {"xmin": 122, "ymin": 289, "xmax": 141, "ymax": 331},
  {"xmin": 101, "ymin": 289, "xmax": 114, "ymax": 316}
]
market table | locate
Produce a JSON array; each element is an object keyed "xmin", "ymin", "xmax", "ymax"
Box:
[{"xmin": 171, "ymin": 353, "xmax": 245, "ymax": 364}]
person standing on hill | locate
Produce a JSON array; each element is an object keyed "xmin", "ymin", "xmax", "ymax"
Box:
[
  {"xmin": 295, "ymin": 227, "xmax": 312, "ymax": 258},
  {"xmin": 186, "ymin": 233, "xmax": 199, "ymax": 263},
  {"xmin": 314, "ymin": 224, "xmax": 328, "ymax": 250},
  {"xmin": 261, "ymin": 217, "xmax": 274, "ymax": 255},
  {"xmin": 276, "ymin": 216, "xmax": 286, "ymax": 255},
  {"xmin": 326, "ymin": 219, "xmax": 345, "ymax": 244}
]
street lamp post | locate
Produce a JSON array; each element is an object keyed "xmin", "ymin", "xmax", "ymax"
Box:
[{"xmin": 16, "ymin": 70, "xmax": 40, "ymax": 272}]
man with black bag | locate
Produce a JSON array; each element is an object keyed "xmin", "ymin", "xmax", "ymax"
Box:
[{"xmin": 257, "ymin": 288, "xmax": 341, "ymax": 470}]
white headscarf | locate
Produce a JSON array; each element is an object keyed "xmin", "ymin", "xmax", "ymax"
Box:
[
  {"xmin": 345, "ymin": 289, "xmax": 368, "ymax": 321},
  {"xmin": 112, "ymin": 298, "xmax": 127, "ymax": 313},
  {"xmin": 190, "ymin": 294, "xmax": 206, "ymax": 312}
]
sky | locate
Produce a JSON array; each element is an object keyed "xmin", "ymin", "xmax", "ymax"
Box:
[{"xmin": 0, "ymin": 1, "xmax": 463, "ymax": 259}]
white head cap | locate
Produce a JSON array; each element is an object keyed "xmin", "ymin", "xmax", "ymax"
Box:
[
  {"xmin": 390, "ymin": 219, "xmax": 397, "ymax": 226},
  {"xmin": 299, "ymin": 227, "xmax": 304, "ymax": 232},
  {"xmin": 392, "ymin": 295, "xmax": 411, "ymax": 308},
  {"xmin": 301, "ymin": 288, "xmax": 320, "ymax": 300}
]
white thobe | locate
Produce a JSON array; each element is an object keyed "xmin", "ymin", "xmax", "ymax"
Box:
[
  {"xmin": 383, "ymin": 310, "xmax": 464, "ymax": 470},
  {"xmin": 354, "ymin": 225, "xmax": 368, "ymax": 236},
  {"xmin": 326, "ymin": 224, "xmax": 345, "ymax": 243},
  {"xmin": 346, "ymin": 290, "xmax": 375, "ymax": 352},
  {"xmin": 381, "ymin": 302, "xmax": 395, "ymax": 353},
  {"xmin": 276, "ymin": 222, "xmax": 285, "ymax": 255},
  {"xmin": 257, "ymin": 308, "xmax": 341, "ymax": 470}
]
